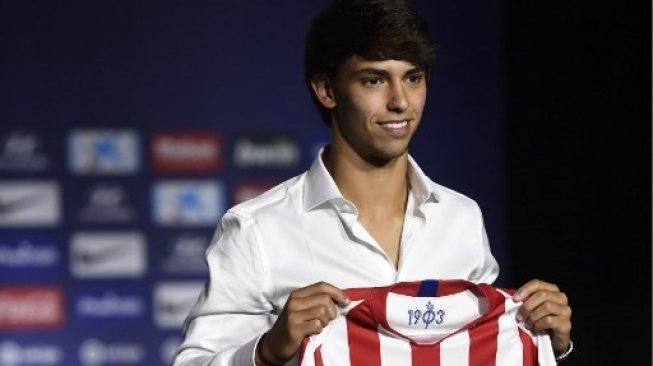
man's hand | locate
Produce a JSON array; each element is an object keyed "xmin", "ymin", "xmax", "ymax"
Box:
[
  {"xmin": 256, "ymin": 282, "xmax": 350, "ymax": 366},
  {"xmin": 514, "ymin": 279, "xmax": 572, "ymax": 356}
]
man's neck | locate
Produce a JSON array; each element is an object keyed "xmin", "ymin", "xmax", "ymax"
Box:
[{"xmin": 323, "ymin": 145, "xmax": 409, "ymax": 216}]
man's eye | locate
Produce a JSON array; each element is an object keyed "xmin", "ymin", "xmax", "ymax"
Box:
[
  {"xmin": 406, "ymin": 74, "xmax": 423, "ymax": 84},
  {"xmin": 362, "ymin": 78, "xmax": 383, "ymax": 86}
]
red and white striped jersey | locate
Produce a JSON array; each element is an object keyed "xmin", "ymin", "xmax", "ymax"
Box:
[{"xmin": 299, "ymin": 280, "xmax": 556, "ymax": 366}]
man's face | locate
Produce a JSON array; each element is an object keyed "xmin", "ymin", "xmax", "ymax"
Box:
[{"xmin": 329, "ymin": 56, "xmax": 427, "ymax": 164}]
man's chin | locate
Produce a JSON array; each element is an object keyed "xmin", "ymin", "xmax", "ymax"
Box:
[{"xmin": 362, "ymin": 148, "xmax": 409, "ymax": 167}]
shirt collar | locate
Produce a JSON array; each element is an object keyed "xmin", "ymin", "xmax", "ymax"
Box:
[
  {"xmin": 303, "ymin": 147, "xmax": 440, "ymax": 211},
  {"xmin": 406, "ymin": 154, "xmax": 440, "ymax": 206},
  {"xmin": 304, "ymin": 147, "xmax": 343, "ymax": 211}
]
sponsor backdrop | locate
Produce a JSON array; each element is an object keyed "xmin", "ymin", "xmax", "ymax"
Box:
[{"xmin": 0, "ymin": 2, "xmax": 503, "ymax": 366}]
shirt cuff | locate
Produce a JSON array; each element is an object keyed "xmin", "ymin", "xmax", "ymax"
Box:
[{"xmin": 555, "ymin": 340, "xmax": 574, "ymax": 363}]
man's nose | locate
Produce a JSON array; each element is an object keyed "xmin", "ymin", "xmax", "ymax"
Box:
[{"xmin": 387, "ymin": 83, "xmax": 409, "ymax": 112}]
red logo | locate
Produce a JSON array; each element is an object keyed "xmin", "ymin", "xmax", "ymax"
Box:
[
  {"xmin": 151, "ymin": 132, "xmax": 221, "ymax": 172},
  {"xmin": 232, "ymin": 181, "xmax": 277, "ymax": 205},
  {"xmin": 0, "ymin": 286, "xmax": 65, "ymax": 329}
]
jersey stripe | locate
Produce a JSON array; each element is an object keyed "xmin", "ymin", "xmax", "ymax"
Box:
[
  {"xmin": 379, "ymin": 326, "xmax": 412, "ymax": 365},
  {"xmin": 496, "ymin": 297, "xmax": 524, "ymax": 365},
  {"xmin": 314, "ymin": 346, "xmax": 324, "ymax": 366},
  {"xmin": 519, "ymin": 328, "xmax": 537, "ymax": 366},
  {"xmin": 468, "ymin": 303, "xmax": 500, "ymax": 366},
  {"xmin": 346, "ymin": 308, "xmax": 381, "ymax": 366},
  {"xmin": 440, "ymin": 330, "xmax": 470, "ymax": 365}
]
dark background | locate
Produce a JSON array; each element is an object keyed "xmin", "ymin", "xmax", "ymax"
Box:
[{"xmin": 504, "ymin": 1, "xmax": 651, "ymax": 365}]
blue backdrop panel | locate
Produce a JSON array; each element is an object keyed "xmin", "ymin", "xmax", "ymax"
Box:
[{"xmin": 0, "ymin": 2, "xmax": 504, "ymax": 365}]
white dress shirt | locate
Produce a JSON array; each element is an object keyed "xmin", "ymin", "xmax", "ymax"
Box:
[{"xmin": 172, "ymin": 150, "xmax": 499, "ymax": 366}]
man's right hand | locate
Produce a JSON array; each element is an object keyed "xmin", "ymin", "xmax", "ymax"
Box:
[{"xmin": 255, "ymin": 282, "xmax": 350, "ymax": 366}]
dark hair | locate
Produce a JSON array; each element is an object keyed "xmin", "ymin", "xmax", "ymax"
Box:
[{"xmin": 304, "ymin": 0, "xmax": 436, "ymax": 125}]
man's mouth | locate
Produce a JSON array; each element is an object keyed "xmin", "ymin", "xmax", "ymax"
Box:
[{"xmin": 379, "ymin": 120, "xmax": 408, "ymax": 129}]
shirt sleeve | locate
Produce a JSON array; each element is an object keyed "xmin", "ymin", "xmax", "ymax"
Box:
[
  {"xmin": 172, "ymin": 211, "xmax": 273, "ymax": 366},
  {"xmin": 469, "ymin": 204, "xmax": 500, "ymax": 284}
]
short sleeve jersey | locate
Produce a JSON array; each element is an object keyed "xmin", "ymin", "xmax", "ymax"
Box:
[{"xmin": 299, "ymin": 280, "xmax": 556, "ymax": 366}]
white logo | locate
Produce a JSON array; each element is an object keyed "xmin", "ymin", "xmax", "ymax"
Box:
[
  {"xmin": 233, "ymin": 137, "xmax": 300, "ymax": 169},
  {"xmin": 160, "ymin": 233, "xmax": 209, "ymax": 274},
  {"xmin": 153, "ymin": 282, "xmax": 203, "ymax": 329},
  {"xmin": 76, "ymin": 292, "xmax": 145, "ymax": 318},
  {"xmin": 70, "ymin": 232, "xmax": 146, "ymax": 278},
  {"xmin": 78, "ymin": 339, "xmax": 145, "ymax": 366},
  {"xmin": 0, "ymin": 181, "xmax": 61, "ymax": 227},
  {"xmin": 77, "ymin": 183, "xmax": 136, "ymax": 223},
  {"xmin": 0, "ymin": 131, "xmax": 50, "ymax": 171},
  {"xmin": 0, "ymin": 240, "xmax": 59, "ymax": 268},
  {"xmin": 3, "ymin": 132, "xmax": 37, "ymax": 157},
  {"xmin": 0, "ymin": 341, "xmax": 63, "ymax": 366},
  {"xmin": 152, "ymin": 180, "xmax": 224, "ymax": 226},
  {"xmin": 68, "ymin": 129, "xmax": 140, "ymax": 174}
]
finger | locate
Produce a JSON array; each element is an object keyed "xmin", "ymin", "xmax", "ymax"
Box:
[
  {"xmin": 291, "ymin": 282, "xmax": 350, "ymax": 306},
  {"xmin": 513, "ymin": 279, "xmax": 560, "ymax": 302},
  {"xmin": 529, "ymin": 313, "xmax": 572, "ymax": 336},
  {"xmin": 288, "ymin": 295, "xmax": 338, "ymax": 320},
  {"xmin": 287, "ymin": 295, "xmax": 339, "ymax": 320},
  {"xmin": 524, "ymin": 302, "xmax": 571, "ymax": 330},
  {"xmin": 287, "ymin": 306, "xmax": 335, "ymax": 337},
  {"xmin": 516, "ymin": 290, "xmax": 567, "ymax": 321},
  {"xmin": 288, "ymin": 305, "xmax": 336, "ymax": 327}
]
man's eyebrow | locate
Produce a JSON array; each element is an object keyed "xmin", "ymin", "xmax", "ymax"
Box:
[
  {"xmin": 405, "ymin": 67, "xmax": 426, "ymax": 75},
  {"xmin": 353, "ymin": 67, "xmax": 425, "ymax": 77},
  {"xmin": 353, "ymin": 68, "xmax": 389, "ymax": 77}
]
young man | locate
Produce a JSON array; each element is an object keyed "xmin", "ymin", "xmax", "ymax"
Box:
[{"xmin": 173, "ymin": 1, "xmax": 572, "ymax": 365}]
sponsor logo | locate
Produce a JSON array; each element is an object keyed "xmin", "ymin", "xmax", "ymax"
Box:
[
  {"xmin": 78, "ymin": 339, "xmax": 145, "ymax": 366},
  {"xmin": 70, "ymin": 232, "xmax": 146, "ymax": 278},
  {"xmin": 151, "ymin": 131, "xmax": 222, "ymax": 172},
  {"xmin": 152, "ymin": 180, "xmax": 224, "ymax": 226},
  {"xmin": 153, "ymin": 281, "xmax": 203, "ymax": 329},
  {"xmin": 232, "ymin": 181, "xmax": 277, "ymax": 205},
  {"xmin": 77, "ymin": 183, "xmax": 136, "ymax": 223},
  {"xmin": 68, "ymin": 129, "xmax": 140, "ymax": 174},
  {"xmin": 233, "ymin": 136, "xmax": 300, "ymax": 169},
  {"xmin": 0, "ymin": 287, "xmax": 64, "ymax": 329},
  {"xmin": 0, "ymin": 238, "xmax": 60, "ymax": 269},
  {"xmin": 0, "ymin": 131, "xmax": 51, "ymax": 172},
  {"xmin": 0, "ymin": 181, "xmax": 61, "ymax": 227},
  {"xmin": 0, "ymin": 341, "xmax": 64, "ymax": 366},
  {"xmin": 160, "ymin": 233, "xmax": 209, "ymax": 275},
  {"xmin": 76, "ymin": 291, "xmax": 145, "ymax": 320},
  {"xmin": 159, "ymin": 337, "xmax": 181, "ymax": 365}
]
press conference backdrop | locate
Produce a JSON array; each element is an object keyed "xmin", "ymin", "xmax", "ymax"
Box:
[{"xmin": 0, "ymin": 2, "xmax": 503, "ymax": 366}]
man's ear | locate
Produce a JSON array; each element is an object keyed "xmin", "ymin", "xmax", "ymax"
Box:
[{"xmin": 310, "ymin": 75, "xmax": 337, "ymax": 109}]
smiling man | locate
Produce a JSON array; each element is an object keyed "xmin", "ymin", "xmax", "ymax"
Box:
[{"xmin": 173, "ymin": 1, "xmax": 572, "ymax": 365}]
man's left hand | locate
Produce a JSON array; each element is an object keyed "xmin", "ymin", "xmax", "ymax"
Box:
[{"xmin": 513, "ymin": 279, "xmax": 572, "ymax": 356}]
